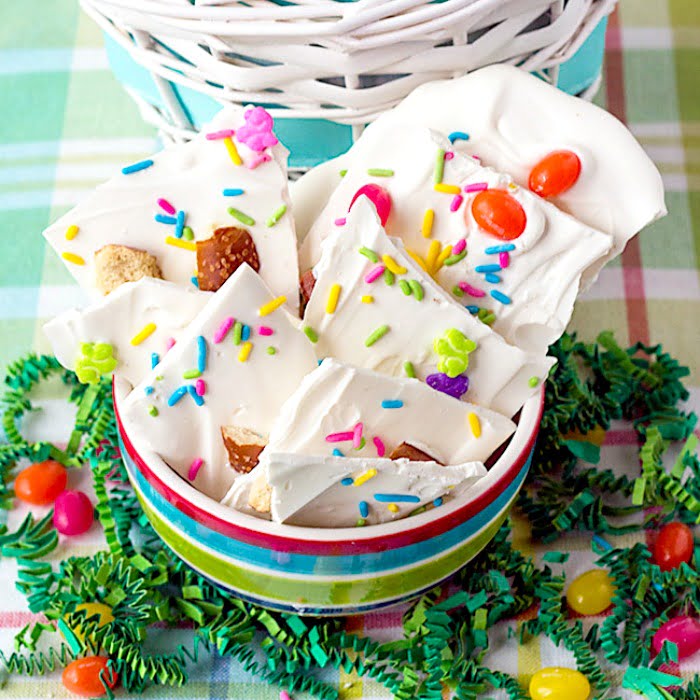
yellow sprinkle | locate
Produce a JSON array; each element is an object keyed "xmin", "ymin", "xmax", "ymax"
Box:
[
  {"xmin": 421, "ymin": 209, "xmax": 434, "ymax": 238},
  {"xmin": 382, "ymin": 255, "xmax": 407, "ymax": 275},
  {"xmin": 508, "ymin": 182, "xmax": 518, "ymax": 190},
  {"xmin": 434, "ymin": 183, "xmax": 461, "ymax": 195},
  {"xmin": 436, "ymin": 244, "xmax": 454, "ymax": 269},
  {"xmin": 61, "ymin": 252, "xmax": 85, "ymax": 266},
  {"xmin": 468, "ymin": 412, "xmax": 482, "ymax": 438},
  {"xmin": 405, "ymin": 248, "xmax": 428, "ymax": 272},
  {"xmin": 361, "ymin": 295, "xmax": 374, "ymax": 304},
  {"xmin": 65, "ymin": 225, "xmax": 79, "ymax": 241},
  {"xmin": 258, "ymin": 295, "xmax": 287, "ymax": 317},
  {"xmin": 387, "ymin": 503, "xmax": 399, "ymax": 513},
  {"xmin": 130, "ymin": 322, "xmax": 157, "ymax": 346},
  {"xmin": 238, "ymin": 341, "xmax": 253, "ymax": 362},
  {"xmin": 426, "ymin": 239, "xmax": 441, "ymax": 270},
  {"xmin": 166, "ymin": 236, "xmax": 196, "ymax": 251},
  {"xmin": 353, "ymin": 468, "xmax": 377, "ymax": 487},
  {"xmin": 325, "ymin": 284, "xmax": 341, "ymax": 314},
  {"xmin": 223, "ymin": 136, "xmax": 242, "ymax": 166}
]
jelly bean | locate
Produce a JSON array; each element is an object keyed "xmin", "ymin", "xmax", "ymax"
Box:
[
  {"xmin": 652, "ymin": 615, "xmax": 700, "ymax": 659},
  {"xmin": 349, "ymin": 183, "xmax": 392, "ymax": 226},
  {"xmin": 528, "ymin": 150, "xmax": 581, "ymax": 198},
  {"xmin": 65, "ymin": 603, "xmax": 115, "ymax": 644},
  {"xmin": 62, "ymin": 656, "xmax": 118, "ymax": 697},
  {"xmin": 529, "ymin": 667, "xmax": 590, "ymax": 700},
  {"xmin": 14, "ymin": 460, "xmax": 67, "ymax": 505},
  {"xmin": 652, "ymin": 522, "xmax": 694, "ymax": 571},
  {"xmin": 470, "ymin": 190, "xmax": 526, "ymax": 240},
  {"xmin": 53, "ymin": 490, "xmax": 94, "ymax": 536},
  {"xmin": 566, "ymin": 569, "xmax": 614, "ymax": 616}
]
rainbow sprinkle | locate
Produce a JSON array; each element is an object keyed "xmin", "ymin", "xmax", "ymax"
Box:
[
  {"xmin": 353, "ymin": 469, "xmax": 377, "ymax": 487},
  {"xmin": 453, "ymin": 285, "xmax": 464, "ymax": 298},
  {"xmin": 64, "ymin": 224, "xmax": 79, "ymax": 240},
  {"xmin": 187, "ymin": 385, "xmax": 204, "ymax": 406},
  {"xmin": 188, "ymin": 458, "xmax": 204, "ymax": 481},
  {"xmin": 334, "ymin": 217, "xmax": 346, "ymax": 226},
  {"xmin": 61, "ymin": 252, "xmax": 85, "ymax": 266},
  {"xmin": 436, "ymin": 244, "xmax": 453, "ymax": 268},
  {"xmin": 182, "ymin": 369, "xmax": 201, "ymax": 380},
  {"xmin": 258, "ymin": 295, "xmax": 287, "ymax": 317},
  {"xmin": 266, "ymin": 346, "xmax": 276, "ymax": 355},
  {"xmin": 213, "ymin": 317, "xmax": 234, "ymax": 344},
  {"xmin": 165, "ymin": 338, "xmax": 176, "ymax": 351},
  {"xmin": 206, "ymin": 129, "xmax": 235, "ymax": 140},
  {"xmin": 326, "ymin": 431, "xmax": 354, "ymax": 443},
  {"xmin": 464, "ymin": 182, "xmax": 488, "ymax": 193},
  {"xmin": 241, "ymin": 323, "xmax": 250, "ymax": 342},
  {"xmin": 499, "ymin": 252, "xmax": 510, "ymax": 268},
  {"xmin": 444, "ymin": 250, "xmax": 468, "ymax": 266},
  {"xmin": 434, "ymin": 148, "xmax": 445, "ymax": 184},
  {"xmin": 175, "ymin": 211, "xmax": 185, "ymax": 238},
  {"xmin": 381, "ymin": 400, "xmax": 403, "ymax": 409},
  {"xmin": 182, "ymin": 226, "xmax": 194, "ymax": 241},
  {"xmin": 359, "ymin": 246, "xmax": 379, "ymax": 263},
  {"xmin": 166, "ymin": 236, "xmax": 196, "ymax": 252},
  {"xmin": 155, "ymin": 214, "xmax": 177, "ymax": 225},
  {"xmin": 382, "ymin": 255, "xmax": 407, "ymax": 275},
  {"xmin": 452, "ymin": 239, "xmax": 467, "ymax": 255},
  {"xmin": 399, "ymin": 280, "xmax": 411, "ymax": 296},
  {"xmin": 341, "ymin": 477, "xmax": 353, "ymax": 485},
  {"xmin": 364, "ymin": 263, "xmax": 385, "ymax": 284},
  {"xmin": 195, "ymin": 379, "xmax": 206, "ymax": 396},
  {"xmin": 468, "ymin": 412, "xmax": 482, "ymax": 438},
  {"xmin": 374, "ymin": 493, "xmax": 421, "ymax": 503},
  {"xmin": 325, "ymin": 284, "xmax": 341, "ymax": 314},
  {"xmin": 122, "ymin": 159, "xmax": 153, "ymax": 175},
  {"xmin": 359, "ymin": 501, "xmax": 369, "ymax": 518},
  {"xmin": 335, "ymin": 450, "xmax": 346, "ymax": 458},
  {"xmin": 258, "ymin": 326, "xmax": 273, "ymax": 336},
  {"xmin": 232, "ymin": 321, "xmax": 243, "ymax": 346},
  {"xmin": 303, "ymin": 326, "xmax": 319, "ymax": 343},
  {"xmin": 228, "ymin": 207, "xmax": 255, "ymax": 226},
  {"xmin": 450, "ymin": 194, "xmax": 464, "ymax": 212},
  {"xmin": 144, "ymin": 386, "xmax": 154, "ymax": 395},
  {"xmin": 196, "ymin": 335, "xmax": 207, "ymax": 372},
  {"xmin": 361, "ymin": 295, "xmax": 374, "ymax": 304},
  {"xmin": 352, "ymin": 422, "xmax": 364, "ymax": 449},
  {"xmin": 237, "ymin": 341, "xmax": 253, "ymax": 363},
  {"xmin": 528, "ymin": 376, "xmax": 540, "ymax": 388},
  {"xmin": 434, "ymin": 183, "xmax": 461, "ymax": 195},
  {"xmin": 147, "ymin": 405, "xmax": 158, "ymax": 417},
  {"xmin": 367, "ymin": 168, "xmax": 394, "ymax": 177},
  {"xmin": 387, "ymin": 504, "xmax": 399, "ymax": 513},
  {"xmin": 422, "ymin": 209, "xmax": 434, "ymax": 238},
  {"xmin": 365, "ymin": 325, "xmax": 389, "ymax": 347},
  {"xmin": 223, "ymin": 136, "xmax": 242, "ymax": 166},
  {"xmin": 167, "ymin": 386, "xmax": 188, "ymax": 407},
  {"xmin": 485, "ymin": 243, "xmax": 516, "ymax": 254},
  {"xmin": 408, "ymin": 280, "xmax": 424, "ymax": 300},
  {"xmin": 433, "ymin": 497, "xmax": 443, "ymax": 507},
  {"xmin": 130, "ymin": 322, "xmax": 156, "ymax": 346},
  {"xmin": 459, "ymin": 282, "xmax": 486, "ymax": 297},
  {"xmin": 448, "ymin": 131, "xmax": 469, "ymax": 143},
  {"xmin": 223, "ymin": 188, "xmax": 244, "ymax": 197},
  {"xmin": 151, "ymin": 353, "xmax": 159, "ymax": 369},
  {"xmin": 266, "ymin": 204, "xmax": 287, "ymax": 228},
  {"xmin": 490, "ymin": 290, "xmax": 512, "ymax": 305},
  {"xmin": 404, "ymin": 361, "xmax": 416, "ymax": 378},
  {"xmin": 485, "ymin": 273, "xmax": 501, "ymax": 284},
  {"xmin": 383, "ymin": 268, "xmax": 395, "ymax": 286},
  {"xmin": 475, "ymin": 264, "xmax": 501, "ymax": 274},
  {"xmin": 157, "ymin": 198, "xmax": 176, "ymax": 215},
  {"xmin": 373, "ymin": 436, "xmax": 386, "ymax": 457}
]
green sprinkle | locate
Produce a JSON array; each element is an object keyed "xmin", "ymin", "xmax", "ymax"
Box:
[
  {"xmin": 183, "ymin": 369, "xmax": 201, "ymax": 379},
  {"xmin": 266, "ymin": 346, "xmax": 277, "ymax": 355},
  {"xmin": 304, "ymin": 326, "xmax": 319, "ymax": 343},
  {"xmin": 408, "ymin": 280, "xmax": 424, "ymax": 301},
  {"xmin": 452, "ymin": 285, "xmax": 464, "ymax": 298},
  {"xmin": 404, "ymin": 361, "xmax": 416, "ymax": 378},
  {"xmin": 228, "ymin": 207, "xmax": 255, "ymax": 226},
  {"xmin": 339, "ymin": 169, "xmax": 347, "ymax": 177},
  {"xmin": 477, "ymin": 308, "xmax": 496, "ymax": 326},
  {"xmin": 365, "ymin": 324, "xmax": 390, "ymax": 347},
  {"xmin": 358, "ymin": 246, "xmax": 379, "ymax": 263},
  {"xmin": 444, "ymin": 249, "xmax": 468, "ymax": 266},
  {"xmin": 356, "ymin": 518, "xmax": 366, "ymax": 527},
  {"xmin": 155, "ymin": 375, "xmax": 164, "ymax": 381},
  {"xmin": 434, "ymin": 148, "xmax": 445, "ymax": 184},
  {"xmin": 353, "ymin": 436, "xmax": 366, "ymax": 450},
  {"xmin": 383, "ymin": 268, "xmax": 395, "ymax": 286},
  {"xmin": 148, "ymin": 405, "xmax": 159, "ymax": 417},
  {"xmin": 367, "ymin": 168, "xmax": 394, "ymax": 177},
  {"xmin": 182, "ymin": 226, "xmax": 194, "ymax": 241},
  {"xmin": 528, "ymin": 376, "xmax": 540, "ymax": 388},
  {"xmin": 265, "ymin": 203, "xmax": 287, "ymax": 228},
  {"xmin": 233, "ymin": 321, "xmax": 243, "ymax": 346},
  {"xmin": 398, "ymin": 279, "xmax": 411, "ymax": 295}
]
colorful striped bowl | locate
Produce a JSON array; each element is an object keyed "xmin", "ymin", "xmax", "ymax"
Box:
[{"xmin": 114, "ymin": 380, "xmax": 544, "ymax": 616}]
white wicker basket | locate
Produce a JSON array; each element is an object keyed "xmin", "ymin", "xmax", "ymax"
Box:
[{"xmin": 81, "ymin": 0, "xmax": 617, "ymax": 163}]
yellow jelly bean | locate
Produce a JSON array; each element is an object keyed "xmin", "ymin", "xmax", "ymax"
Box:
[
  {"xmin": 529, "ymin": 667, "xmax": 591, "ymax": 700},
  {"xmin": 566, "ymin": 569, "xmax": 614, "ymax": 616},
  {"xmin": 64, "ymin": 602, "xmax": 114, "ymax": 643}
]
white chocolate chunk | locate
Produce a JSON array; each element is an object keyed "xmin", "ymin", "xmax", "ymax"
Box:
[
  {"xmin": 43, "ymin": 106, "xmax": 299, "ymax": 313},
  {"xmin": 43, "ymin": 278, "xmax": 211, "ymax": 388},
  {"xmin": 120, "ymin": 264, "xmax": 317, "ymax": 500},
  {"xmin": 303, "ymin": 200, "xmax": 553, "ymax": 416}
]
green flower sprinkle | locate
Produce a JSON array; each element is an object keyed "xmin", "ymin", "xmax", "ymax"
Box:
[{"xmin": 75, "ymin": 342, "xmax": 117, "ymax": 384}]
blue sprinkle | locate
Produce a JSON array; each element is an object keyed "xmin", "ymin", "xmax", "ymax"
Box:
[
  {"xmin": 340, "ymin": 476, "xmax": 353, "ymax": 485},
  {"xmin": 187, "ymin": 384, "xmax": 204, "ymax": 406},
  {"xmin": 175, "ymin": 210, "xmax": 185, "ymax": 238},
  {"xmin": 448, "ymin": 131, "xmax": 469, "ymax": 143},
  {"xmin": 373, "ymin": 493, "xmax": 421, "ymax": 503},
  {"xmin": 433, "ymin": 497, "xmax": 443, "ymax": 507},
  {"xmin": 223, "ymin": 188, "xmax": 244, "ymax": 196},
  {"xmin": 466, "ymin": 305, "xmax": 479, "ymax": 314},
  {"xmin": 475, "ymin": 263, "xmax": 501, "ymax": 273},
  {"xmin": 167, "ymin": 386, "xmax": 188, "ymax": 406},
  {"xmin": 144, "ymin": 386, "xmax": 154, "ymax": 395},
  {"xmin": 381, "ymin": 399, "xmax": 404, "ymax": 409},
  {"xmin": 196, "ymin": 335, "xmax": 207, "ymax": 373},
  {"xmin": 490, "ymin": 290, "xmax": 512, "ymax": 305},
  {"xmin": 359, "ymin": 501, "xmax": 369, "ymax": 518},
  {"xmin": 155, "ymin": 214, "xmax": 177, "ymax": 225},
  {"xmin": 485, "ymin": 243, "xmax": 516, "ymax": 254},
  {"xmin": 151, "ymin": 352, "xmax": 160, "ymax": 369},
  {"xmin": 122, "ymin": 159, "xmax": 153, "ymax": 175},
  {"xmin": 335, "ymin": 450, "xmax": 346, "ymax": 459},
  {"xmin": 318, "ymin": 359, "xmax": 323, "ymax": 366},
  {"xmin": 241, "ymin": 324, "xmax": 251, "ymax": 342},
  {"xmin": 191, "ymin": 276, "xmax": 199, "ymax": 288},
  {"xmin": 485, "ymin": 273, "xmax": 501, "ymax": 284}
]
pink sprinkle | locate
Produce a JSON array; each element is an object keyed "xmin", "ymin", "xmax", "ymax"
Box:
[
  {"xmin": 247, "ymin": 152, "xmax": 271, "ymax": 170},
  {"xmin": 459, "ymin": 282, "xmax": 486, "ymax": 298},
  {"xmin": 364, "ymin": 264, "xmax": 385, "ymax": 284},
  {"xmin": 258, "ymin": 325, "xmax": 274, "ymax": 336},
  {"xmin": 464, "ymin": 182, "xmax": 488, "ymax": 193},
  {"xmin": 165, "ymin": 337, "xmax": 176, "ymax": 351},
  {"xmin": 373, "ymin": 436, "xmax": 386, "ymax": 458},
  {"xmin": 334, "ymin": 217, "xmax": 347, "ymax": 226},
  {"xmin": 444, "ymin": 151, "xmax": 454, "ymax": 160},
  {"xmin": 326, "ymin": 431, "xmax": 354, "ymax": 443},
  {"xmin": 472, "ymin": 155, "xmax": 481, "ymax": 162},
  {"xmin": 188, "ymin": 458, "xmax": 204, "ymax": 481},
  {"xmin": 280, "ymin": 692, "xmax": 292, "ymax": 700},
  {"xmin": 352, "ymin": 422, "xmax": 364, "ymax": 449},
  {"xmin": 213, "ymin": 316, "xmax": 234, "ymax": 344},
  {"xmin": 195, "ymin": 379, "xmax": 206, "ymax": 396},
  {"xmin": 157, "ymin": 198, "xmax": 176, "ymax": 215},
  {"xmin": 499, "ymin": 252, "xmax": 510, "ymax": 268},
  {"xmin": 452, "ymin": 238, "xmax": 466, "ymax": 255},
  {"xmin": 205, "ymin": 129, "xmax": 235, "ymax": 140},
  {"xmin": 450, "ymin": 194, "xmax": 463, "ymax": 212}
]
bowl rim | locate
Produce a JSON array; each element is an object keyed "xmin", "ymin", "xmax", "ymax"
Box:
[{"xmin": 114, "ymin": 378, "xmax": 544, "ymax": 553}]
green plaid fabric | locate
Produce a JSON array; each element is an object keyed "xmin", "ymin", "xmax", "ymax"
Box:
[{"xmin": 0, "ymin": 1, "xmax": 699, "ymax": 698}]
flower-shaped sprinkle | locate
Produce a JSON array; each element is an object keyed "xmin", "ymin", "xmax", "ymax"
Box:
[
  {"xmin": 434, "ymin": 328, "xmax": 477, "ymax": 378},
  {"xmin": 75, "ymin": 342, "xmax": 117, "ymax": 384}
]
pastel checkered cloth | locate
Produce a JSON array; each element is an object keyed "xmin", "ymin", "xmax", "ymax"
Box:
[{"xmin": 1, "ymin": 2, "xmax": 699, "ymax": 698}]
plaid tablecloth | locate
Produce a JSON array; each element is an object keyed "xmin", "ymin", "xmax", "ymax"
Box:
[{"xmin": 1, "ymin": 1, "xmax": 699, "ymax": 698}]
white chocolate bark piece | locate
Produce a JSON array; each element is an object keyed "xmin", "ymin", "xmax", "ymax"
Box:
[
  {"xmin": 303, "ymin": 200, "xmax": 553, "ymax": 415},
  {"xmin": 267, "ymin": 358, "xmax": 516, "ymax": 466},
  {"xmin": 262, "ymin": 452, "xmax": 486, "ymax": 527},
  {"xmin": 302, "ymin": 127, "xmax": 612, "ymax": 353},
  {"xmin": 43, "ymin": 278, "xmax": 211, "ymax": 388},
  {"xmin": 120, "ymin": 264, "xmax": 317, "ymax": 500},
  {"xmin": 43, "ymin": 106, "xmax": 300, "ymax": 313}
]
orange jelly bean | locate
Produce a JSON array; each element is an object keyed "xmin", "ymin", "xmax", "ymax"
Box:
[
  {"xmin": 62, "ymin": 656, "xmax": 118, "ymax": 697},
  {"xmin": 470, "ymin": 189, "xmax": 526, "ymax": 240},
  {"xmin": 528, "ymin": 150, "xmax": 581, "ymax": 198},
  {"xmin": 14, "ymin": 460, "xmax": 67, "ymax": 505},
  {"xmin": 652, "ymin": 522, "xmax": 694, "ymax": 571}
]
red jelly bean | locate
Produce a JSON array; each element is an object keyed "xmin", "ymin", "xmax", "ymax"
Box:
[
  {"xmin": 53, "ymin": 490, "xmax": 94, "ymax": 536},
  {"xmin": 528, "ymin": 150, "xmax": 581, "ymax": 198},
  {"xmin": 470, "ymin": 189, "xmax": 527, "ymax": 241},
  {"xmin": 349, "ymin": 183, "xmax": 392, "ymax": 226},
  {"xmin": 652, "ymin": 522, "xmax": 694, "ymax": 571},
  {"xmin": 652, "ymin": 616, "xmax": 700, "ymax": 659},
  {"xmin": 62, "ymin": 656, "xmax": 118, "ymax": 697},
  {"xmin": 14, "ymin": 460, "xmax": 67, "ymax": 505}
]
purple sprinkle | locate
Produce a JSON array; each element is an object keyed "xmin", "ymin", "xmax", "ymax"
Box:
[{"xmin": 426, "ymin": 373, "xmax": 469, "ymax": 399}]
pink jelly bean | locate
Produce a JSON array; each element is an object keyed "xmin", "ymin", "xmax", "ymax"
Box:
[
  {"xmin": 53, "ymin": 490, "xmax": 94, "ymax": 536},
  {"xmin": 653, "ymin": 616, "xmax": 700, "ymax": 659},
  {"xmin": 349, "ymin": 184, "xmax": 392, "ymax": 226}
]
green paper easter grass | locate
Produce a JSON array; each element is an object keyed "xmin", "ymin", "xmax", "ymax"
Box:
[{"xmin": 0, "ymin": 334, "xmax": 700, "ymax": 699}]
